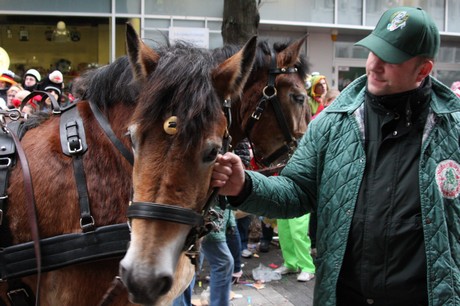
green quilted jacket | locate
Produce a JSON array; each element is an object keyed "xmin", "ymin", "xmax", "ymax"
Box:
[{"xmin": 237, "ymin": 75, "xmax": 460, "ymax": 306}]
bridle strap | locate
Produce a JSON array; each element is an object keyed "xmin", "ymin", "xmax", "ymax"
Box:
[
  {"xmin": 88, "ymin": 102, "xmax": 134, "ymax": 166},
  {"xmin": 127, "ymin": 202, "xmax": 203, "ymax": 226},
  {"xmin": 126, "ymin": 97, "xmax": 233, "ymax": 257},
  {"xmin": 244, "ymin": 50, "xmax": 298, "ymax": 167}
]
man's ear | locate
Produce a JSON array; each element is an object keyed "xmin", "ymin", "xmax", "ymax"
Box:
[{"xmin": 416, "ymin": 60, "xmax": 433, "ymax": 82}]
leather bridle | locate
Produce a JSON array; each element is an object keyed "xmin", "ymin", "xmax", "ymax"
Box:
[
  {"xmin": 244, "ymin": 50, "xmax": 299, "ymax": 167},
  {"xmin": 126, "ymin": 98, "xmax": 233, "ymax": 261}
]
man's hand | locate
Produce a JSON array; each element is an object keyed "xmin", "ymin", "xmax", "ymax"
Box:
[{"xmin": 211, "ymin": 152, "xmax": 246, "ymax": 196}]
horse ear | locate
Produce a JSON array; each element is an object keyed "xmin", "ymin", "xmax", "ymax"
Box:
[
  {"xmin": 126, "ymin": 23, "xmax": 160, "ymax": 81},
  {"xmin": 277, "ymin": 34, "xmax": 308, "ymax": 67},
  {"xmin": 212, "ymin": 36, "xmax": 257, "ymax": 99}
]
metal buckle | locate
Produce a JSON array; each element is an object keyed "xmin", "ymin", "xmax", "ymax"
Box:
[
  {"xmin": 0, "ymin": 157, "xmax": 12, "ymax": 168},
  {"xmin": 68, "ymin": 139, "xmax": 83, "ymax": 154},
  {"xmin": 80, "ymin": 215, "xmax": 95, "ymax": 230},
  {"xmin": 7, "ymin": 288, "xmax": 29, "ymax": 301}
]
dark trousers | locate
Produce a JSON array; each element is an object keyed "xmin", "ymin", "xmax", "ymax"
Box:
[
  {"xmin": 308, "ymin": 210, "xmax": 317, "ymax": 248},
  {"xmin": 225, "ymin": 226, "xmax": 242, "ymax": 273},
  {"xmin": 236, "ymin": 215, "xmax": 252, "ymax": 250}
]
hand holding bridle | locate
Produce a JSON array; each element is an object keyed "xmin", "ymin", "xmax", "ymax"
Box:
[{"xmin": 211, "ymin": 152, "xmax": 246, "ymax": 196}]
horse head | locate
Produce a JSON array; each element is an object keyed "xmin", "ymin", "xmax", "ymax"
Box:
[
  {"xmin": 119, "ymin": 24, "xmax": 256, "ymax": 305},
  {"xmin": 216, "ymin": 36, "xmax": 310, "ymax": 168}
]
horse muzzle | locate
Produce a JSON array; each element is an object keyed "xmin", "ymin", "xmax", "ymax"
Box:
[{"xmin": 119, "ymin": 260, "xmax": 173, "ymax": 305}]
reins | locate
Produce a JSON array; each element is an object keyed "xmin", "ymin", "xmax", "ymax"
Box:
[
  {"xmin": 0, "ymin": 108, "xmax": 41, "ymax": 306},
  {"xmin": 244, "ymin": 49, "xmax": 299, "ymax": 168}
]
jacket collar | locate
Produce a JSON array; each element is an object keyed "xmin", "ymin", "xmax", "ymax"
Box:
[{"xmin": 325, "ymin": 75, "xmax": 460, "ymax": 115}]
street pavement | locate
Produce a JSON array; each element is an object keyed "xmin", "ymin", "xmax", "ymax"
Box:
[{"xmin": 191, "ymin": 241, "xmax": 315, "ymax": 306}]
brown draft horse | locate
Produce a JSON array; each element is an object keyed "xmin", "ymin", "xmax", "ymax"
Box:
[
  {"xmin": 119, "ymin": 37, "xmax": 310, "ymax": 304},
  {"xmin": 0, "ymin": 25, "xmax": 309, "ymax": 306},
  {"xmin": 213, "ymin": 37, "xmax": 310, "ymax": 166}
]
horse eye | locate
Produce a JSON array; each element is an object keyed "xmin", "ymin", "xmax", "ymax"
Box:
[
  {"xmin": 292, "ymin": 94, "xmax": 306, "ymax": 105},
  {"xmin": 203, "ymin": 146, "xmax": 220, "ymax": 163}
]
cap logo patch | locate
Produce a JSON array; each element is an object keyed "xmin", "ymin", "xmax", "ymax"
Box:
[
  {"xmin": 387, "ymin": 11, "xmax": 409, "ymax": 31},
  {"xmin": 435, "ymin": 160, "xmax": 460, "ymax": 199}
]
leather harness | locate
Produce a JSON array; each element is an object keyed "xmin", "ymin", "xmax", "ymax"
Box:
[
  {"xmin": 0, "ymin": 93, "xmax": 230, "ymax": 305},
  {"xmin": 0, "ymin": 94, "xmax": 133, "ymax": 306}
]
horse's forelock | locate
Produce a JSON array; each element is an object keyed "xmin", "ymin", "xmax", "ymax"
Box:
[{"xmin": 135, "ymin": 43, "xmax": 224, "ymax": 149}]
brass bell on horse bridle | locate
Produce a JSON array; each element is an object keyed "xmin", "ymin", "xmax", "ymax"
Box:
[{"xmin": 164, "ymin": 116, "xmax": 178, "ymax": 135}]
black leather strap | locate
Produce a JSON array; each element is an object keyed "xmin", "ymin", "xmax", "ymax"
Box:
[
  {"xmin": 19, "ymin": 90, "xmax": 61, "ymax": 114},
  {"xmin": 7, "ymin": 279, "xmax": 34, "ymax": 306},
  {"xmin": 59, "ymin": 106, "xmax": 93, "ymax": 232},
  {"xmin": 0, "ymin": 223, "xmax": 129, "ymax": 280},
  {"xmin": 59, "ymin": 104, "xmax": 88, "ymax": 156},
  {"xmin": 0, "ymin": 131, "xmax": 15, "ymax": 227},
  {"xmin": 89, "ymin": 102, "xmax": 134, "ymax": 165},
  {"xmin": 128, "ymin": 202, "xmax": 203, "ymax": 226}
]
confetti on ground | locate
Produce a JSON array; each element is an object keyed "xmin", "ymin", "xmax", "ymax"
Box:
[
  {"xmin": 268, "ymin": 263, "xmax": 279, "ymax": 269},
  {"xmin": 244, "ymin": 282, "xmax": 266, "ymax": 290},
  {"xmin": 230, "ymin": 291, "xmax": 243, "ymax": 299}
]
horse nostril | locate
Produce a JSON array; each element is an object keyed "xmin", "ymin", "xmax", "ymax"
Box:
[{"xmin": 157, "ymin": 274, "xmax": 173, "ymax": 296}]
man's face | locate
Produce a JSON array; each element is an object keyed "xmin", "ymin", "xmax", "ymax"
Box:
[
  {"xmin": 24, "ymin": 76, "xmax": 37, "ymax": 87},
  {"xmin": 365, "ymin": 52, "xmax": 429, "ymax": 96}
]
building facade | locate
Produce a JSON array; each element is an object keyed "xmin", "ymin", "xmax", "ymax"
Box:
[{"xmin": 1, "ymin": 0, "xmax": 460, "ymax": 90}]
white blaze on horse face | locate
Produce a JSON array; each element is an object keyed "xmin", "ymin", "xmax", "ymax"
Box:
[{"xmin": 120, "ymin": 220, "xmax": 190, "ymax": 289}]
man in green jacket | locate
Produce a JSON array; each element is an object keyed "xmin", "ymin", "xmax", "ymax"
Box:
[{"xmin": 212, "ymin": 6, "xmax": 460, "ymax": 306}]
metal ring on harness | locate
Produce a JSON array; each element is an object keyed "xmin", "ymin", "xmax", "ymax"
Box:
[{"xmin": 262, "ymin": 85, "xmax": 277, "ymax": 99}]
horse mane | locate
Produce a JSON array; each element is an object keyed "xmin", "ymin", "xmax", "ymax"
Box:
[
  {"xmin": 134, "ymin": 42, "xmax": 224, "ymax": 150},
  {"xmin": 213, "ymin": 39, "xmax": 310, "ymax": 84},
  {"xmin": 76, "ymin": 56, "xmax": 140, "ymax": 111}
]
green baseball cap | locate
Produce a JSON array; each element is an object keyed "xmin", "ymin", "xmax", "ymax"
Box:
[{"xmin": 355, "ymin": 7, "xmax": 440, "ymax": 64}]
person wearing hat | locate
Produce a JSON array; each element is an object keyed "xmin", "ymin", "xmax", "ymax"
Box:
[
  {"xmin": 39, "ymin": 70, "xmax": 64, "ymax": 112},
  {"xmin": 211, "ymin": 6, "xmax": 460, "ymax": 306},
  {"xmin": 305, "ymin": 72, "xmax": 329, "ymax": 117},
  {"xmin": 22, "ymin": 68, "xmax": 41, "ymax": 91},
  {"xmin": 0, "ymin": 70, "xmax": 17, "ymax": 103}
]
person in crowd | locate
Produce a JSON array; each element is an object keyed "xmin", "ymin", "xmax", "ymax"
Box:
[
  {"xmin": 211, "ymin": 6, "xmax": 459, "ymax": 305},
  {"xmin": 39, "ymin": 70, "xmax": 64, "ymax": 111},
  {"xmin": 450, "ymin": 81, "xmax": 460, "ymax": 97},
  {"xmin": 225, "ymin": 211, "xmax": 243, "ymax": 284},
  {"xmin": 258, "ymin": 216, "xmax": 274, "ymax": 253},
  {"xmin": 233, "ymin": 139, "xmax": 255, "ymax": 259},
  {"xmin": 306, "ymin": 72, "xmax": 329, "ymax": 117},
  {"xmin": 324, "ymin": 88, "xmax": 341, "ymax": 108},
  {"xmin": 0, "ymin": 70, "xmax": 17, "ymax": 106},
  {"xmin": 21, "ymin": 68, "xmax": 41, "ymax": 91},
  {"xmin": 12, "ymin": 89, "xmax": 37, "ymax": 114},
  {"xmin": 173, "ymin": 206, "xmax": 234, "ymax": 306},
  {"xmin": 274, "ymin": 213, "xmax": 315, "ymax": 282},
  {"xmin": 6, "ymin": 84, "xmax": 23, "ymax": 108}
]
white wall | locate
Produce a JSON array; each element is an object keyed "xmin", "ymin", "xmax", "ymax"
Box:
[{"xmin": 306, "ymin": 32, "xmax": 335, "ymax": 89}]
